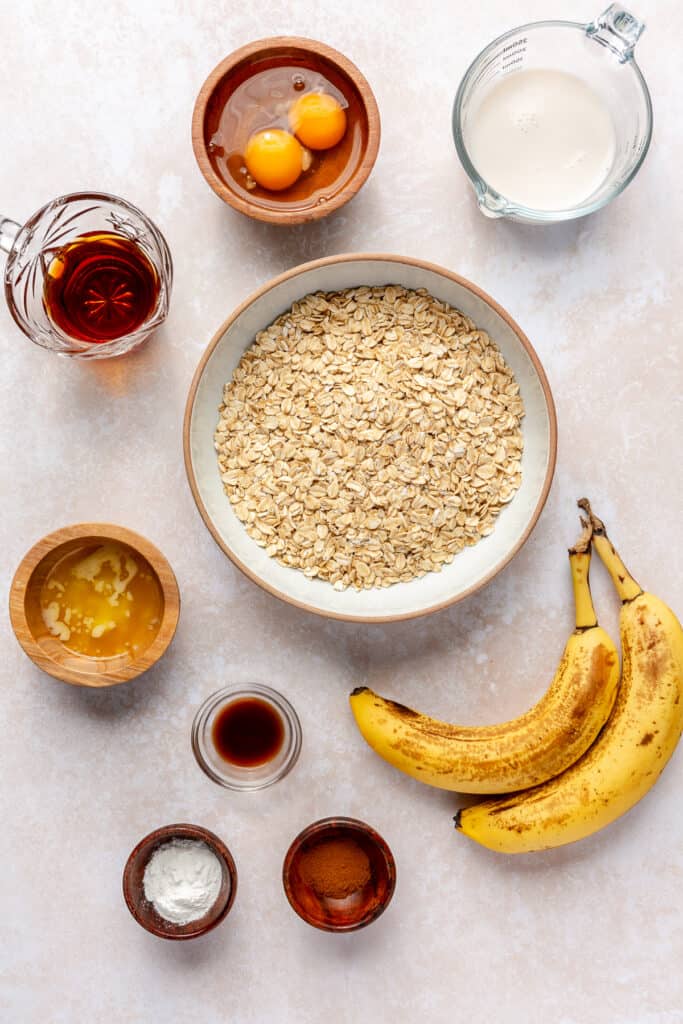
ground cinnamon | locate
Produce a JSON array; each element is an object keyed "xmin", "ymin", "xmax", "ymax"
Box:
[{"xmin": 298, "ymin": 837, "xmax": 372, "ymax": 899}]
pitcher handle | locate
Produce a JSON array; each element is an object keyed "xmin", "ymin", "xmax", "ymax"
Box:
[
  {"xmin": 587, "ymin": 4, "xmax": 646, "ymax": 62},
  {"xmin": 0, "ymin": 216, "xmax": 21, "ymax": 255}
]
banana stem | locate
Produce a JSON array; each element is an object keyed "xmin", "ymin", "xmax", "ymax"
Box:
[
  {"xmin": 577, "ymin": 498, "xmax": 643, "ymax": 603},
  {"xmin": 568, "ymin": 516, "xmax": 593, "ymax": 556},
  {"xmin": 569, "ymin": 551, "xmax": 598, "ymax": 630},
  {"xmin": 569, "ymin": 517, "xmax": 597, "ymax": 630}
]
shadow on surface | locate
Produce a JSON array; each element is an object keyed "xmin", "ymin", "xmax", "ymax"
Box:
[{"xmin": 28, "ymin": 655, "xmax": 172, "ymax": 721}]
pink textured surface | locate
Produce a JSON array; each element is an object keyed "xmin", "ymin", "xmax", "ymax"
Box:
[{"xmin": 1, "ymin": 2, "xmax": 681, "ymax": 1022}]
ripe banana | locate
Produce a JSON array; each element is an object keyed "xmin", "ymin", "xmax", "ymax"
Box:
[
  {"xmin": 456, "ymin": 499, "xmax": 683, "ymax": 853},
  {"xmin": 349, "ymin": 523, "xmax": 619, "ymax": 793}
]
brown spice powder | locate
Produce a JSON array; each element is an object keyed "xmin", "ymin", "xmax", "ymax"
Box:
[{"xmin": 298, "ymin": 837, "xmax": 372, "ymax": 899}]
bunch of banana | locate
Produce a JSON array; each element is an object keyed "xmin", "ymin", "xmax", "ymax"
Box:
[
  {"xmin": 456, "ymin": 499, "xmax": 683, "ymax": 853},
  {"xmin": 349, "ymin": 521, "xmax": 619, "ymax": 793}
]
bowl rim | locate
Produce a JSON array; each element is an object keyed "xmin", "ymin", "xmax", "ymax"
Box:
[
  {"xmin": 282, "ymin": 815, "xmax": 396, "ymax": 932},
  {"xmin": 122, "ymin": 822, "xmax": 238, "ymax": 940},
  {"xmin": 191, "ymin": 35, "xmax": 381, "ymax": 225},
  {"xmin": 183, "ymin": 252, "xmax": 558, "ymax": 623},
  {"xmin": 8, "ymin": 522, "xmax": 180, "ymax": 687}
]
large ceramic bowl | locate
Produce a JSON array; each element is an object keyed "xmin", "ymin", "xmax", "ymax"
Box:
[{"xmin": 183, "ymin": 254, "xmax": 556, "ymax": 622}]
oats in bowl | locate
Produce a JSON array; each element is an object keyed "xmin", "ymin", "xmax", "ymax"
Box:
[{"xmin": 213, "ymin": 286, "xmax": 524, "ymax": 591}]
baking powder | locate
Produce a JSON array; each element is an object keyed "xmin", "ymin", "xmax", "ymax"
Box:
[{"xmin": 143, "ymin": 839, "xmax": 223, "ymax": 925}]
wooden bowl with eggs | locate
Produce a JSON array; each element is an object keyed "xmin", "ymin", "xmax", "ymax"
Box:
[
  {"xmin": 9, "ymin": 523, "xmax": 180, "ymax": 687},
  {"xmin": 191, "ymin": 37, "xmax": 381, "ymax": 225}
]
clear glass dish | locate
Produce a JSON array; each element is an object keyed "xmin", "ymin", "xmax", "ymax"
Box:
[
  {"xmin": 191, "ymin": 683, "xmax": 302, "ymax": 791},
  {"xmin": 1, "ymin": 192, "xmax": 172, "ymax": 357},
  {"xmin": 452, "ymin": 4, "xmax": 652, "ymax": 223}
]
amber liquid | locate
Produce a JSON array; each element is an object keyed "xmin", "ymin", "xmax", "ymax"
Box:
[
  {"xmin": 43, "ymin": 231, "xmax": 159, "ymax": 344},
  {"xmin": 212, "ymin": 698, "xmax": 285, "ymax": 767}
]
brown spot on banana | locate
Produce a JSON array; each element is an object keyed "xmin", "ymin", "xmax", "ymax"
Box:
[{"xmin": 381, "ymin": 698, "xmax": 422, "ymax": 720}]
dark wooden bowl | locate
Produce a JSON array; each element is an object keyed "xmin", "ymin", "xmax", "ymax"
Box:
[
  {"xmin": 9, "ymin": 523, "xmax": 180, "ymax": 687},
  {"xmin": 122, "ymin": 823, "xmax": 238, "ymax": 940},
  {"xmin": 191, "ymin": 37, "xmax": 381, "ymax": 225},
  {"xmin": 282, "ymin": 817, "xmax": 396, "ymax": 932}
]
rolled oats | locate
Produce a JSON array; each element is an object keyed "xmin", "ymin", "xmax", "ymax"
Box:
[{"xmin": 214, "ymin": 286, "xmax": 524, "ymax": 590}]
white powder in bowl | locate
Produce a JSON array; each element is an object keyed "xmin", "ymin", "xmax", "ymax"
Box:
[{"xmin": 143, "ymin": 838, "xmax": 223, "ymax": 925}]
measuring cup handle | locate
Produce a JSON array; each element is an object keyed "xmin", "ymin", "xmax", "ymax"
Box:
[
  {"xmin": 587, "ymin": 4, "xmax": 646, "ymax": 62},
  {"xmin": 0, "ymin": 216, "xmax": 21, "ymax": 255}
]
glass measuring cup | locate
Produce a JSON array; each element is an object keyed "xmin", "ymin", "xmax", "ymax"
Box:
[
  {"xmin": 1, "ymin": 192, "xmax": 172, "ymax": 358},
  {"xmin": 452, "ymin": 4, "xmax": 652, "ymax": 222}
]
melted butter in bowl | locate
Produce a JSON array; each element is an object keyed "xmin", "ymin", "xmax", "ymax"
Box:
[
  {"xmin": 10, "ymin": 524, "xmax": 179, "ymax": 687},
  {"xmin": 39, "ymin": 542, "xmax": 164, "ymax": 659}
]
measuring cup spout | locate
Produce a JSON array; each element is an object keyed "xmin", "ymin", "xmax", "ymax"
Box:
[
  {"xmin": 0, "ymin": 216, "xmax": 21, "ymax": 256},
  {"xmin": 587, "ymin": 4, "xmax": 645, "ymax": 62},
  {"xmin": 475, "ymin": 188, "xmax": 508, "ymax": 220}
]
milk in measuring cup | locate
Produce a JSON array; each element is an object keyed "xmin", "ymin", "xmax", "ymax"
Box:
[{"xmin": 466, "ymin": 69, "xmax": 616, "ymax": 212}]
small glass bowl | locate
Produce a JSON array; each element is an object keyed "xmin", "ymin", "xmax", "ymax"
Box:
[
  {"xmin": 191, "ymin": 683, "xmax": 302, "ymax": 791},
  {"xmin": 282, "ymin": 817, "xmax": 396, "ymax": 932},
  {"xmin": 122, "ymin": 823, "xmax": 237, "ymax": 940}
]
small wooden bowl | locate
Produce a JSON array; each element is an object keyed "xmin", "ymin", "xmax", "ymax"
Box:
[
  {"xmin": 191, "ymin": 37, "xmax": 381, "ymax": 225},
  {"xmin": 123, "ymin": 823, "xmax": 238, "ymax": 940},
  {"xmin": 9, "ymin": 523, "xmax": 180, "ymax": 688},
  {"xmin": 282, "ymin": 817, "xmax": 396, "ymax": 932}
]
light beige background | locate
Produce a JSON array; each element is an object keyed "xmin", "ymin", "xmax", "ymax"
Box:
[{"xmin": 1, "ymin": 1, "xmax": 681, "ymax": 1022}]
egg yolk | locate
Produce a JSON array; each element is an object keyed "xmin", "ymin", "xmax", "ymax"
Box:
[
  {"xmin": 289, "ymin": 92, "xmax": 347, "ymax": 151},
  {"xmin": 244, "ymin": 129, "xmax": 303, "ymax": 191}
]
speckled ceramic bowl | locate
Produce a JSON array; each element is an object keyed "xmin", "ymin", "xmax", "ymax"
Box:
[{"xmin": 183, "ymin": 254, "xmax": 557, "ymax": 622}]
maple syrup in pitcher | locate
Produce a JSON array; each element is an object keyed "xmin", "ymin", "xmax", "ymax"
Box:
[
  {"xmin": 212, "ymin": 698, "xmax": 285, "ymax": 767},
  {"xmin": 43, "ymin": 231, "xmax": 160, "ymax": 343}
]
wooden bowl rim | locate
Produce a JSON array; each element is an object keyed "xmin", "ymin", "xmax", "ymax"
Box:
[
  {"xmin": 282, "ymin": 815, "xmax": 396, "ymax": 932},
  {"xmin": 122, "ymin": 822, "xmax": 238, "ymax": 940},
  {"xmin": 191, "ymin": 35, "xmax": 381, "ymax": 225},
  {"xmin": 9, "ymin": 522, "xmax": 180, "ymax": 687},
  {"xmin": 182, "ymin": 252, "xmax": 558, "ymax": 623}
]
